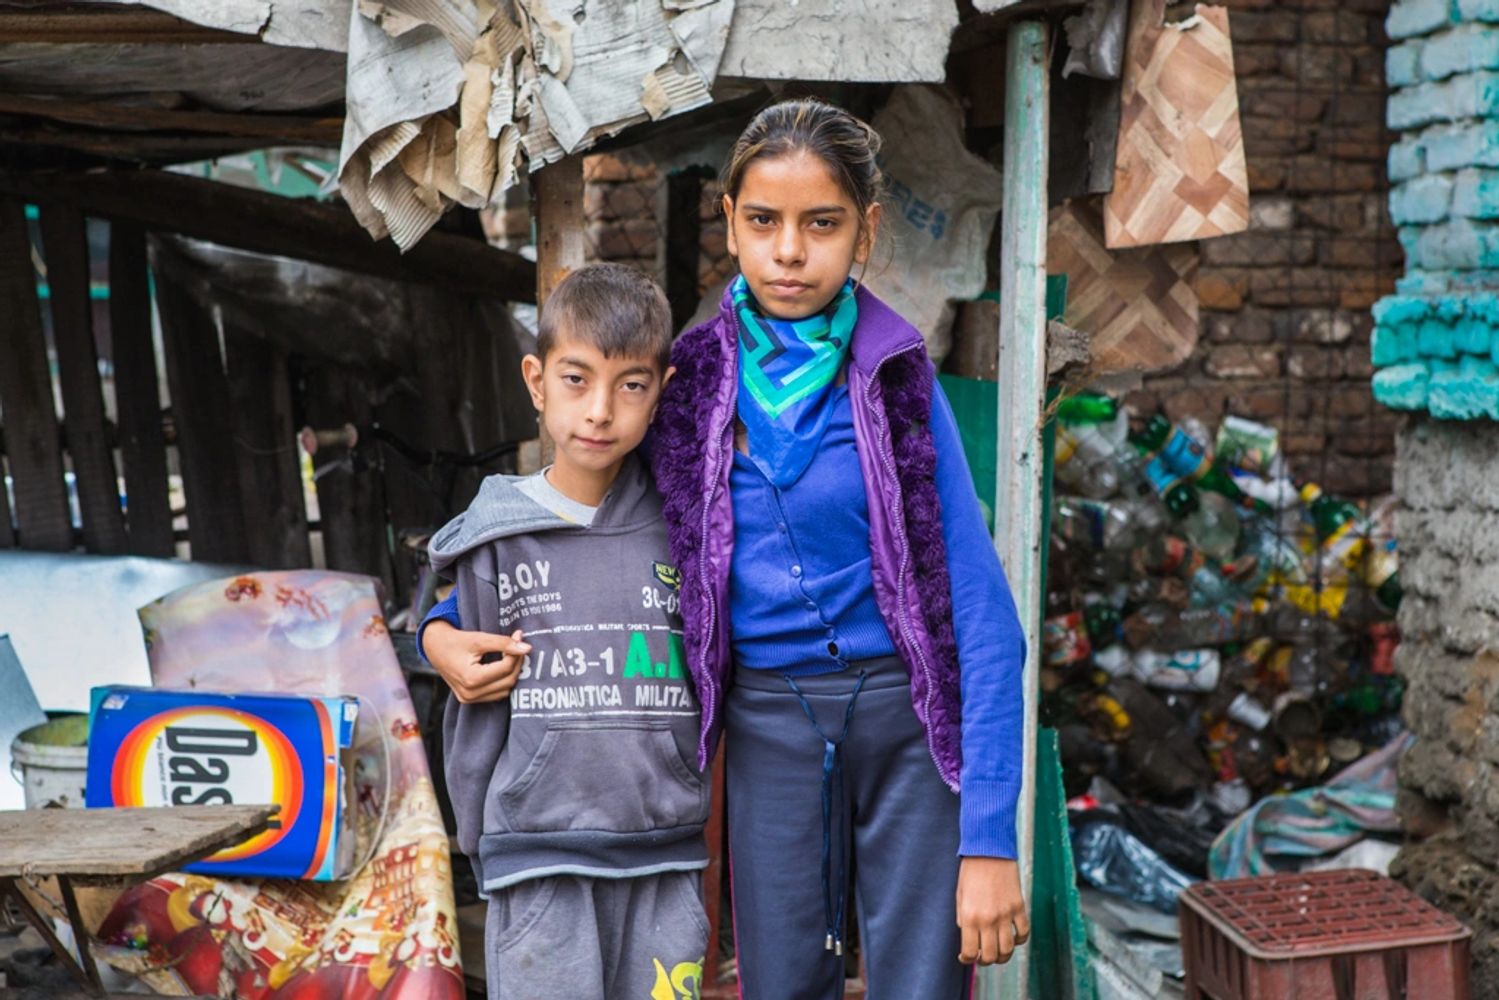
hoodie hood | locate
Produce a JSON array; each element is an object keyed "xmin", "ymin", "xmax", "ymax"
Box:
[{"xmin": 429, "ymin": 453, "xmax": 658, "ymax": 576}]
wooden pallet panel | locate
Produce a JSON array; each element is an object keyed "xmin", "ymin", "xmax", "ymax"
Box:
[
  {"xmin": 37, "ymin": 203, "xmax": 127, "ymax": 554},
  {"xmin": 0, "ymin": 197, "xmax": 72, "ymax": 550},
  {"xmin": 1103, "ymin": 0, "xmax": 1249, "ymax": 249},
  {"xmin": 1049, "ymin": 198, "xmax": 1200, "ymax": 374},
  {"xmin": 155, "ymin": 264, "xmax": 250, "ymax": 564},
  {"xmin": 108, "ymin": 221, "xmax": 175, "ymax": 557},
  {"xmin": 222, "ymin": 322, "xmax": 310, "ymax": 569}
]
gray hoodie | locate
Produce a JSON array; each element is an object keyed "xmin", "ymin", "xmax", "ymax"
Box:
[{"xmin": 430, "ymin": 455, "xmax": 708, "ymax": 893}]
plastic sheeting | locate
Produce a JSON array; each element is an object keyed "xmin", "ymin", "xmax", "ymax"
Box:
[{"xmin": 95, "ymin": 571, "xmax": 462, "ymax": 999}]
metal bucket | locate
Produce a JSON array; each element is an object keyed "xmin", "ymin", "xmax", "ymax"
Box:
[{"xmin": 9, "ymin": 714, "xmax": 89, "ymax": 809}]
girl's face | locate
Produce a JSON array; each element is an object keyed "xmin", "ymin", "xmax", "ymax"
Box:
[{"xmin": 724, "ymin": 150, "xmax": 881, "ymax": 320}]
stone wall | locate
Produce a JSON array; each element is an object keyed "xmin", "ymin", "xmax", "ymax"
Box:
[
  {"xmin": 1127, "ymin": 0, "xmax": 1403, "ymax": 498},
  {"xmin": 1390, "ymin": 415, "xmax": 1499, "ymax": 988}
]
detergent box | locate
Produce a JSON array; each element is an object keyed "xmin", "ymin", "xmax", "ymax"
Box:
[{"xmin": 85, "ymin": 686, "xmax": 360, "ymax": 881}]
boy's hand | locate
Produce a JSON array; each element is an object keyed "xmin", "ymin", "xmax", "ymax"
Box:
[
  {"xmin": 425, "ymin": 622, "xmax": 532, "ymax": 704},
  {"xmin": 956, "ymin": 857, "xmax": 1029, "ymax": 966}
]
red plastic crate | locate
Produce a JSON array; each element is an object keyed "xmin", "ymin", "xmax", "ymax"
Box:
[{"xmin": 1179, "ymin": 868, "xmax": 1471, "ymax": 1000}]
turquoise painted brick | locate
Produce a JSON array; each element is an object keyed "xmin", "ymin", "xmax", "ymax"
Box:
[
  {"xmin": 1390, "ymin": 0, "xmax": 1455, "ymax": 39},
  {"xmin": 1457, "ymin": 316, "xmax": 1492, "ymax": 352},
  {"xmin": 1424, "ymin": 24, "xmax": 1499, "ymax": 80},
  {"xmin": 1421, "ymin": 120, "xmax": 1499, "ymax": 171},
  {"xmin": 1398, "ymin": 271, "xmax": 1452, "ymax": 295},
  {"xmin": 1453, "ymin": 167, "xmax": 1499, "ymax": 217},
  {"xmin": 1373, "ymin": 325, "xmax": 1402, "ymax": 366},
  {"xmin": 1399, "ymin": 323, "xmax": 1422, "ymax": 360},
  {"xmin": 1374, "ymin": 295, "xmax": 1432, "ymax": 326},
  {"xmin": 1460, "ymin": 356, "xmax": 1498, "ymax": 375},
  {"xmin": 1390, "ymin": 41, "xmax": 1424, "ymax": 87},
  {"xmin": 1373, "ymin": 364, "xmax": 1432, "ymax": 410},
  {"xmin": 1429, "ymin": 367, "xmax": 1498, "ymax": 418},
  {"xmin": 1459, "ymin": 0, "xmax": 1499, "ymax": 21},
  {"xmin": 1392, "ymin": 174, "xmax": 1456, "ymax": 223},
  {"xmin": 1407, "ymin": 219, "xmax": 1499, "ymax": 268},
  {"xmin": 1420, "ymin": 317, "xmax": 1460, "ymax": 357},
  {"xmin": 1389, "ymin": 73, "xmax": 1499, "ymax": 131},
  {"xmin": 1390, "ymin": 136, "xmax": 1427, "ymax": 182},
  {"xmin": 1488, "ymin": 324, "xmax": 1499, "ymax": 364}
]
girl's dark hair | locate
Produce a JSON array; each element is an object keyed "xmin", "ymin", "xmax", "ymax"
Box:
[{"xmin": 721, "ymin": 98, "xmax": 883, "ymax": 227}]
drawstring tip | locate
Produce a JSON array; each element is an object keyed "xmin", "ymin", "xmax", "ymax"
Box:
[
  {"xmin": 824, "ymin": 934, "xmax": 834, "ymax": 951},
  {"xmin": 835, "ymin": 938, "xmax": 844, "ymax": 957}
]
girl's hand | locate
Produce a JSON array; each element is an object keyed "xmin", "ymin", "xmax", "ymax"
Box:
[
  {"xmin": 424, "ymin": 621, "xmax": 532, "ymax": 704},
  {"xmin": 956, "ymin": 857, "xmax": 1029, "ymax": 966}
]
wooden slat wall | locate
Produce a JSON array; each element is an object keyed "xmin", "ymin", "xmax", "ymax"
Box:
[
  {"xmin": 154, "ymin": 269, "xmax": 250, "ymax": 565},
  {"xmin": 37, "ymin": 203, "xmax": 127, "ymax": 554},
  {"xmin": 221, "ymin": 322, "xmax": 310, "ymax": 569},
  {"xmin": 0, "ymin": 197, "xmax": 72, "ymax": 550},
  {"xmin": 107, "ymin": 221, "xmax": 174, "ymax": 556}
]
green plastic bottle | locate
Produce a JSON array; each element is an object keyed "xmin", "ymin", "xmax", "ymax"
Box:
[
  {"xmin": 1056, "ymin": 393, "xmax": 1119, "ymax": 425},
  {"xmin": 1300, "ymin": 484, "xmax": 1361, "ymax": 541}
]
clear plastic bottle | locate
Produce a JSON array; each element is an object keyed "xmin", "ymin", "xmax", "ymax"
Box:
[
  {"xmin": 1181, "ymin": 491, "xmax": 1241, "ymax": 564},
  {"xmin": 1122, "ymin": 601, "xmax": 1259, "ymax": 651}
]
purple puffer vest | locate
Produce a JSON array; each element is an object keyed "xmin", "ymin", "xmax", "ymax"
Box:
[{"xmin": 650, "ymin": 284, "xmax": 964, "ymax": 790}]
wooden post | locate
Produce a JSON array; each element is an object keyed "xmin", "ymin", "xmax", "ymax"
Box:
[
  {"xmin": 984, "ymin": 19, "xmax": 1050, "ymax": 1000},
  {"xmin": 108, "ymin": 222, "xmax": 175, "ymax": 557},
  {"xmin": 0, "ymin": 197, "xmax": 72, "ymax": 550},
  {"xmin": 532, "ymin": 156, "xmax": 586, "ymax": 464},
  {"xmin": 534, "ymin": 156, "xmax": 586, "ymax": 304},
  {"xmin": 38, "ymin": 204, "xmax": 128, "ymax": 555}
]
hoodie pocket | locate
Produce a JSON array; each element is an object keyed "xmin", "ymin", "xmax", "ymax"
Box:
[{"xmin": 498, "ymin": 720, "xmax": 708, "ymax": 834}]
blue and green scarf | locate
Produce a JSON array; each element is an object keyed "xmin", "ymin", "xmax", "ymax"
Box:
[{"xmin": 733, "ymin": 274, "xmax": 859, "ymax": 486}]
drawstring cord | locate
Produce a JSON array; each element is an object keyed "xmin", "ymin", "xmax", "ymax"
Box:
[{"xmin": 783, "ymin": 669, "xmax": 868, "ymax": 957}]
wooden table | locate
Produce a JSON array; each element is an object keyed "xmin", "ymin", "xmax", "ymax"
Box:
[{"xmin": 0, "ymin": 805, "xmax": 275, "ymax": 998}]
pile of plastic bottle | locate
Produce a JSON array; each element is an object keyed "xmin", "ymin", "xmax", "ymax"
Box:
[{"xmin": 1042, "ymin": 393, "xmax": 1405, "ymax": 816}]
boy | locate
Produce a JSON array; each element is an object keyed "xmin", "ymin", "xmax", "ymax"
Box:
[{"xmin": 422, "ymin": 263, "xmax": 708, "ymax": 1000}]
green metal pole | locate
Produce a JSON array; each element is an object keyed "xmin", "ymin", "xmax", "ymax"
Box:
[{"xmin": 980, "ymin": 18, "xmax": 1051, "ymax": 1000}]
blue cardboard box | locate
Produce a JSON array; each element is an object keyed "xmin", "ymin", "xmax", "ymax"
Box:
[{"xmin": 85, "ymin": 686, "xmax": 359, "ymax": 881}]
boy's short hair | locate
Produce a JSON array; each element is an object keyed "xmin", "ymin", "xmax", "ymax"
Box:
[{"xmin": 536, "ymin": 263, "xmax": 673, "ymax": 371}]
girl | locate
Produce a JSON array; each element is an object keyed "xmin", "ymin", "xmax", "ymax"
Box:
[{"xmin": 425, "ymin": 98, "xmax": 1028, "ymax": 998}]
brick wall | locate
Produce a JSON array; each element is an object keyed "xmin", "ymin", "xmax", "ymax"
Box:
[
  {"xmin": 1389, "ymin": 416, "xmax": 1499, "ymax": 990},
  {"xmin": 1126, "ymin": 0, "xmax": 1403, "ymax": 498}
]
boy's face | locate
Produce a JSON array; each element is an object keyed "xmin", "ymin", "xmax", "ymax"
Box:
[{"xmin": 521, "ymin": 330, "xmax": 672, "ymax": 482}]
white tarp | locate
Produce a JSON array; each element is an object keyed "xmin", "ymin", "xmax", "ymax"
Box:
[
  {"xmin": 865, "ymin": 85, "xmax": 1001, "ymax": 362},
  {"xmin": 718, "ymin": 0, "xmax": 958, "ymax": 82}
]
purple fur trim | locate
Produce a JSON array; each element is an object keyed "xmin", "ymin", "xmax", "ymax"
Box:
[
  {"xmin": 652, "ymin": 318, "xmax": 731, "ymax": 760},
  {"xmin": 880, "ymin": 352, "xmax": 964, "ymax": 780}
]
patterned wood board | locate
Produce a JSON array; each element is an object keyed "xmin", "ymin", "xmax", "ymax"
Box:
[
  {"xmin": 1050, "ymin": 198, "xmax": 1200, "ymax": 374},
  {"xmin": 1104, "ymin": 0, "xmax": 1249, "ymax": 249}
]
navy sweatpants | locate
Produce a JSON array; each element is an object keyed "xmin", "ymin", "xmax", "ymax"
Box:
[{"xmin": 725, "ymin": 655, "xmax": 972, "ymax": 1000}]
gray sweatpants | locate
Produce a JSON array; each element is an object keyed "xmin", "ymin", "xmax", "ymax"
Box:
[
  {"xmin": 484, "ymin": 870, "xmax": 709, "ymax": 1000},
  {"xmin": 726, "ymin": 655, "xmax": 972, "ymax": 1000}
]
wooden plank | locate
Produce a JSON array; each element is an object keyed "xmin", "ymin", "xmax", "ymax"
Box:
[
  {"xmin": 107, "ymin": 221, "xmax": 174, "ymax": 557},
  {"xmin": 0, "ymin": 197, "xmax": 72, "ymax": 551},
  {"xmin": 534, "ymin": 156, "xmax": 586, "ymax": 304},
  {"xmin": 0, "ymin": 169, "xmax": 536, "ymax": 303},
  {"xmin": 0, "ymin": 805, "xmax": 275, "ymax": 881},
  {"xmin": 533, "ymin": 156, "xmax": 585, "ymax": 466},
  {"xmin": 154, "ymin": 270, "xmax": 250, "ymax": 564},
  {"xmin": 986, "ymin": 20, "xmax": 1050, "ymax": 1000},
  {"xmin": 0, "ymin": 446, "xmax": 13, "ymax": 547},
  {"xmin": 222, "ymin": 323, "xmax": 311, "ymax": 569},
  {"xmin": 662, "ymin": 169, "xmax": 706, "ymax": 333},
  {"xmin": 0, "ymin": 94, "xmax": 343, "ymax": 144},
  {"xmin": 0, "ymin": 6, "xmax": 264, "ymax": 45},
  {"xmin": 37, "ymin": 203, "xmax": 127, "ymax": 555}
]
